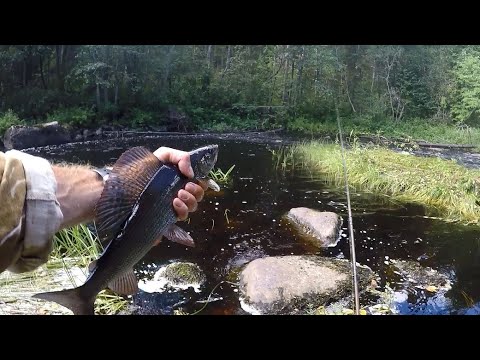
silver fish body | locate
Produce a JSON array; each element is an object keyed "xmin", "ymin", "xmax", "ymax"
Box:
[{"xmin": 32, "ymin": 145, "xmax": 219, "ymax": 315}]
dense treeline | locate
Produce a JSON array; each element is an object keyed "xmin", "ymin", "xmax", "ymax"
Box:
[{"xmin": 1, "ymin": 45, "xmax": 480, "ymax": 134}]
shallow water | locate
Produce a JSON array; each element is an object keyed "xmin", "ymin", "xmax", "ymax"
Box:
[{"xmin": 25, "ymin": 134, "xmax": 480, "ymax": 315}]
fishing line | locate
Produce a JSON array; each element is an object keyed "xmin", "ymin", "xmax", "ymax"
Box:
[
  {"xmin": 190, "ymin": 280, "xmax": 239, "ymax": 315},
  {"xmin": 335, "ymin": 102, "xmax": 360, "ymax": 315}
]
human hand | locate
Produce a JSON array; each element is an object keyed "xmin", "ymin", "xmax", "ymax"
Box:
[{"xmin": 153, "ymin": 147, "xmax": 208, "ymax": 222}]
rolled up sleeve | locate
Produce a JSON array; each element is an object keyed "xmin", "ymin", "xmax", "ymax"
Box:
[
  {"xmin": 1, "ymin": 150, "xmax": 64, "ymax": 273},
  {"xmin": 0, "ymin": 152, "xmax": 27, "ymax": 273}
]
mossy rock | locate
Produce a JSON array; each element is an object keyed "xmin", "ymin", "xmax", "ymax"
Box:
[{"xmin": 163, "ymin": 262, "xmax": 206, "ymax": 286}]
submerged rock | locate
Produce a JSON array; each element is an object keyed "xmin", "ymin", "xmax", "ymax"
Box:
[
  {"xmin": 239, "ymin": 255, "xmax": 374, "ymax": 315},
  {"xmin": 138, "ymin": 262, "xmax": 206, "ymax": 293},
  {"xmin": 362, "ymin": 259, "xmax": 455, "ymax": 315},
  {"xmin": 163, "ymin": 262, "xmax": 206, "ymax": 285},
  {"xmin": 286, "ymin": 208, "xmax": 342, "ymax": 247},
  {"xmin": 386, "ymin": 259, "xmax": 452, "ymax": 293}
]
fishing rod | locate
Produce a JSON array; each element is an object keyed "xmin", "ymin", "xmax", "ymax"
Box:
[{"xmin": 335, "ymin": 101, "xmax": 360, "ymax": 315}]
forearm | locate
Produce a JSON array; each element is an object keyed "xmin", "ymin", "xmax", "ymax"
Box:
[{"xmin": 52, "ymin": 164, "xmax": 104, "ymax": 229}]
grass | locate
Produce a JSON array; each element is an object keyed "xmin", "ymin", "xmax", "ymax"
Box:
[
  {"xmin": 209, "ymin": 165, "xmax": 235, "ymax": 184},
  {"xmin": 50, "ymin": 224, "xmax": 102, "ymax": 267},
  {"xmin": 285, "ymin": 141, "xmax": 480, "ymax": 224},
  {"xmin": 287, "ymin": 117, "xmax": 480, "ymax": 147},
  {"xmin": 50, "ymin": 224, "xmax": 129, "ymax": 315},
  {"xmin": 0, "ymin": 225, "xmax": 128, "ymax": 315},
  {"xmin": 270, "ymin": 147, "xmax": 297, "ymax": 172}
]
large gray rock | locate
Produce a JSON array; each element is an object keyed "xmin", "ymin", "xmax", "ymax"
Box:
[
  {"xmin": 239, "ymin": 255, "xmax": 374, "ymax": 315},
  {"xmin": 287, "ymin": 208, "xmax": 342, "ymax": 247},
  {"xmin": 3, "ymin": 123, "xmax": 72, "ymax": 150}
]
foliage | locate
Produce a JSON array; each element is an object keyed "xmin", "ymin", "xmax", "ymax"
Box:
[
  {"xmin": 124, "ymin": 108, "xmax": 155, "ymax": 128},
  {"xmin": 47, "ymin": 106, "xmax": 95, "ymax": 127},
  {"xmin": 0, "ymin": 45, "xmax": 477, "ymax": 136},
  {"xmin": 451, "ymin": 47, "xmax": 480, "ymax": 124},
  {"xmin": 0, "ymin": 109, "xmax": 23, "ymax": 135}
]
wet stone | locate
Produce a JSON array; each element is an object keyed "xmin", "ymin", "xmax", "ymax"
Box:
[
  {"xmin": 286, "ymin": 208, "xmax": 342, "ymax": 247},
  {"xmin": 239, "ymin": 255, "xmax": 375, "ymax": 315}
]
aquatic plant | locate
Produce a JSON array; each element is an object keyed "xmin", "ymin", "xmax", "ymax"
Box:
[
  {"xmin": 270, "ymin": 146, "xmax": 296, "ymax": 171},
  {"xmin": 209, "ymin": 165, "xmax": 235, "ymax": 184},
  {"xmin": 163, "ymin": 262, "xmax": 206, "ymax": 285},
  {"xmin": 284, "ymin": 141, "xmax": 480, "ymax": 224}
]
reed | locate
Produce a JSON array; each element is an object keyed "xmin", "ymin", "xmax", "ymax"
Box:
[{"xmin": 288, "ymin": 141, "xmax": 480, "ymax": 224}]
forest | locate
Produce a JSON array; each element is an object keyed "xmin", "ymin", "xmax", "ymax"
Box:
[{"xmin": 1, "ymin": 45, "xmax": 479, "ymax": 140}]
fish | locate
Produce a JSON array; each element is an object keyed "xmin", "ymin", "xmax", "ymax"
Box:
[{"xmin": 32, "ymin": 144, "xmax": 220, "ymax": 315}]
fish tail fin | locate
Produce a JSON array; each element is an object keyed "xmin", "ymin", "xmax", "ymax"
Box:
[{"xmin": 33, "ymin": 287, "xmax": 95, "ymax": 315}]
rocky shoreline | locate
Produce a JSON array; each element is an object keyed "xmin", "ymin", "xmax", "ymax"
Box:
[{"xmin": 1, "ymin": 121, "xmax": 288, "ymax": 152}]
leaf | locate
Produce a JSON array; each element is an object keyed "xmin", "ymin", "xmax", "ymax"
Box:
[{"xmin": 425, "ymin": 285, "xmax": 438, "ymax": 293}]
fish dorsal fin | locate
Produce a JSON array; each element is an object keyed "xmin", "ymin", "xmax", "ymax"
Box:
[{"xmin": 95, "ymin": 146, "xmax": 162, "ymax": 244}]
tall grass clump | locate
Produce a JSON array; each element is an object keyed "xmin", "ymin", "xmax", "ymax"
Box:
[
  {"xmin": 0, "ymin": 225, "xmax": 128, "ymax": 315},
  {"xmin": 290, "ymin": 141, "xmax": 480, "ymax": 224},
  {"xmin": 209, "ymin": 165, "xmax": 236, "ymax": 184},
  {"xmin": 50, "ymin": 224, "xmax": 128, "ymax": 315}
]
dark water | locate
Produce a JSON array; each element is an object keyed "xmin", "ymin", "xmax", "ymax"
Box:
[{"xmin": 25, "ymin": 134, "xmax": 480, "ymax": 315}]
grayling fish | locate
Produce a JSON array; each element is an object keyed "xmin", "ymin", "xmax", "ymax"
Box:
[{"xmin": 32, "ymin": 144, "xmax": 220, "ymax": 315}]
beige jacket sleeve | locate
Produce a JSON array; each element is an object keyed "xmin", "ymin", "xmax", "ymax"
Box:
[{"xmin": 0, "ymin": 150, "xmax": 64, "ymax": 274}]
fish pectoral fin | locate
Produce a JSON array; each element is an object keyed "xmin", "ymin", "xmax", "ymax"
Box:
[
  {"xmin": 163, "ymin": 224, "xmax": 195, "ymax": 247},
  {"xmin": 108, "ymin": 269, "xmax": 138, "ymax": 296},
  {"xmin": 88, "ymin": 260, "xmax": 98, "ymax": 274}
]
